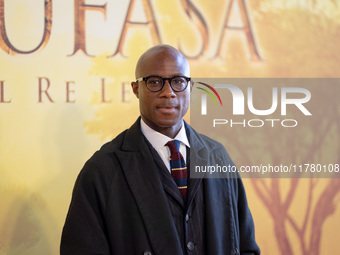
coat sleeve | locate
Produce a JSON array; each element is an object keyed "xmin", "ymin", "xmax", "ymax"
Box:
[
  {"xmin": 60, "ymin": 158, "xmax": 113, "ymax": 255},
  {"xmin": 236, "ymin": 177, "xmax": 261, "ymax": 255}
]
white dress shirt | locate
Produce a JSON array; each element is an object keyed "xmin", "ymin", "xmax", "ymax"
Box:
[{"xmin": 140, "ymin": 118, "xmax": 190, "ymax": 172}]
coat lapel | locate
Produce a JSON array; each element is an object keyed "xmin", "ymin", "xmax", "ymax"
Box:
[
  {"xmin": 185, "ymin": 123, "xmax": 235, "ymax": 254},
  {"xmin": 116, "ymin": 119, "xmax": 184, "ymax": 255},
  {"xmin": 184, "ymin": 122, "xmax": 207, "ymax": 209},
  {"xmin": 145, "ymin": 140, "xmax": 185, "ymax": 208},
  {"xmin": 154, "ymin": 158, "xmax": 186, "ymax": 208}
]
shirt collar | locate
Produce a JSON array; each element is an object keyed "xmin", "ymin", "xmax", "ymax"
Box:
[{"xmin": 140, "ymin": 118, "xmax": 190, "ymax": 149}]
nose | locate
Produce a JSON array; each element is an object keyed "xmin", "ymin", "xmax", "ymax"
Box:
[{"xmin": 159, "ymin": 80, "xmax": 176, "ymax": 98}]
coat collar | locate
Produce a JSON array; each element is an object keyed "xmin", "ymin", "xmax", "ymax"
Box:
[{"xmin": 121, "ymin": 117, "xmax": 208, "ymax": 205}]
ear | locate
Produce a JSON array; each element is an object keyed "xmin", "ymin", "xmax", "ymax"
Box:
[{"xmin": 131, "ymin": 81, "xmax": 139, "ymax": 98}]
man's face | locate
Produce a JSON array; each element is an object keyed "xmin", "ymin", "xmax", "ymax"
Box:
[{"xmin": 132, "ymin": 49, "xmax": 192, "ymax": 137}]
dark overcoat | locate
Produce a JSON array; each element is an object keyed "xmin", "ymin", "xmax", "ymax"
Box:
[{"xmin": 60, "ymin": 118, "xmax": 260, "ymax": 255}]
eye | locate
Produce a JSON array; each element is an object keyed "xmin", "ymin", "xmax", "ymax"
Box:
[
  {"xmin": 147, "ymin": 77, "xmax": 162, "ymax": 85},
  {"xmin": 149, "ymin": 80, "xmax": 160, "ymax": 84},
  {"xmin": 146, "ymin": 77, "xmax": 163, "ymax": 91},
  {"xmin": 172, "ymin": 77, "xmax": 185, "ymax": 84}
]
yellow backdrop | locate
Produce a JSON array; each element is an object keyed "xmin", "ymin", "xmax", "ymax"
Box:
[{"xmin": 1, "ymin": 0, "xmax": 339, "ymax": 254}]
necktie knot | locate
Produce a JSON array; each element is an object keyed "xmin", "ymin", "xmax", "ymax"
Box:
[{"xmin": 166, "ymin": 140, "xmax": 181, "ymax": 155}]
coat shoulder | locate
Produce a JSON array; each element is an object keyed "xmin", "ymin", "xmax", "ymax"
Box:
[
  {"xmin": 74, "ymin": 129, "xmax": 129, "ymax": 191},
  {"xmin": 195, "ymin": 132, "xmax": 226, "ymax": 151},
  {"xmin": 87, "ymin": 130, "xmax": 128, "ymax": 165},
  {"xmin": 189, "ymin": 126, "xmax": 231, "ymax": 160}
]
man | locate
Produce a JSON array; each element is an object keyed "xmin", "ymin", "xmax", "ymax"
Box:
[{"xmin": 61, "ymin": 45, "xmax": 260, "ymax": 255}]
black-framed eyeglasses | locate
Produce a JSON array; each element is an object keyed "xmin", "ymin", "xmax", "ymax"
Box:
[{"xmin": 136, "ymin": 75, "xmax": 191, "ymax": 92}]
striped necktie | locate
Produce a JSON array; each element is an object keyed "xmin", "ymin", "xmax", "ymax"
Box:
[{"xmin": 165, "ymin": 140, "xmax": 188, "ymax": 199}]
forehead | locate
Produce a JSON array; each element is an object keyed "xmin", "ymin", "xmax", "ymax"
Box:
[{"xmin": 137, "ymin": 50, "xmax": 190, "ymax": 78}]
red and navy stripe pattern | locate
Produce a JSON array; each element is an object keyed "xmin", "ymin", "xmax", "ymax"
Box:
[{"xmin": 166, "ymin": 140, "xmax": 188, "ymax": 199}]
